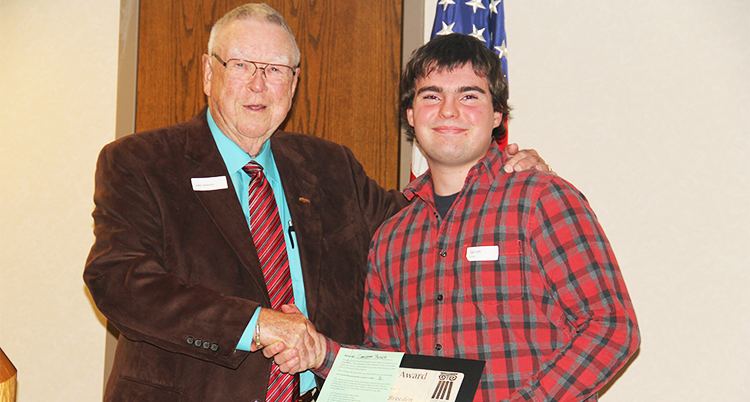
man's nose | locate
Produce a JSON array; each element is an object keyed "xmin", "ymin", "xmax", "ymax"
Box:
[
  {"xmin": 246, "ymin": 68, "xmax": 268, "ymax": 92},
  {"xmin": 438, "ymin": 99, "xmax": 459, "ymax": 118}
]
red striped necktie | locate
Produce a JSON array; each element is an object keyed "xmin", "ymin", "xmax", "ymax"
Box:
[{"xmin": 243, "ymin": 161, "xmax": 299, "ymax": 402}]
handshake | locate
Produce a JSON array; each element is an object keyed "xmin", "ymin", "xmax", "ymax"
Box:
[{"xmin": 251, "ymin": 304, "xmax": 328, "ymax": 374}]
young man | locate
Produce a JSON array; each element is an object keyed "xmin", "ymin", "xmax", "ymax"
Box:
[{"xmin": 296, "ymin": 34, "xmax": 640, "ymax": 402}]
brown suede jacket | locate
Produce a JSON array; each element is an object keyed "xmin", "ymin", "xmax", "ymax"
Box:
[{"xmin": 84, "ymin": 108, "xmax": 408, "ymax": 401}]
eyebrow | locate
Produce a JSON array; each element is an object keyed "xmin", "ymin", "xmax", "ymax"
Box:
[{"xmin": 415, "ymin": 85, "xmax": 487, "ymax": 95}]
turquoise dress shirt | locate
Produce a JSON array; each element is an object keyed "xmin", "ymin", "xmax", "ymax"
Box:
[{"xmin": 207, "ymin": 108, "xmax": 314, "ymax": 392}]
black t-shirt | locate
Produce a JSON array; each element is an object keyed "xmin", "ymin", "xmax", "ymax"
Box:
[{"xmin": 434, "ymin": 192, "xmax": 459, "ymax": 219}]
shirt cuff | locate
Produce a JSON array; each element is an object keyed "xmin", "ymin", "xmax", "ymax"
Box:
[
  {"xmin": 236, "ymin": 308, "xmax": 261, "ymax": 351},
  {"xmin": 311, "ymin": 336, "xmax": 340, "ymax": 379}
]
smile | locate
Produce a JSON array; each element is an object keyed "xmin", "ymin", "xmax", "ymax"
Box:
[
  {"xmin": 432, "ymin": 126, "xmax": 468, "ymax": 135},
  {"xmin": 243, "ymin": 104, "xmax": 267, "ymax": 111}
]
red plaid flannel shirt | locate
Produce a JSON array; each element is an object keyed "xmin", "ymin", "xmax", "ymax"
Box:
[{"xmin": 317, "ymin": 144, "xmax": 639, "ymax": 401}]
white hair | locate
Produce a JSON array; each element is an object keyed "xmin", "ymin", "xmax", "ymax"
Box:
[{"xmin": 207, "ymin": 3, "xmax": 300, "ymax": 67}]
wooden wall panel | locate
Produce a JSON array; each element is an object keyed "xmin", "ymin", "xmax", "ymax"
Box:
[{"xmin": 136, "ymin": 0, "xmax": 402, "ymax": 189}]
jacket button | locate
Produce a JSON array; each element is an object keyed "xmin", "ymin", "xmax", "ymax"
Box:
[
  {"xmin": 202, "ymin": 342, "xmax": 211, "ymax": 349},
  {"xmin": 194, "ymin": 339, "xmax": 202, "ymax": 347},
  {"xmin": 211, "ymin": 343, "xmax": 220, "ymax": 352},
  {"xmin": 186, "ymin": 336, "xmax": 194, "ymax": 345}
]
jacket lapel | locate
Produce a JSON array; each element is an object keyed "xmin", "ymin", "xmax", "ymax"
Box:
[
  {"xmin": 271, "ymin": 135, "xmax": 324, "ymax": 320},
  {"xmin": 182, "ymin": 109, "xmax": 270, "ymax": 304}
]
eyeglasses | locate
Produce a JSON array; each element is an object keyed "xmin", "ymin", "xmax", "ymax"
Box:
[{"xmin": 212, "ymin": 54, "xmax": 296, "ymax": 85}]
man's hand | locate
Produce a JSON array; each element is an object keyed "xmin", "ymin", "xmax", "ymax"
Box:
[
  {"xmin": 252, "ymin": 305, "xmax": 326, "ymax": 374},
  {"xmin": 503, "ymin": 143, "xmax": 555, "ymax": 174}
]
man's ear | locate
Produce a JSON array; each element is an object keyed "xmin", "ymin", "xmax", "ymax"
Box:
[
  {"xmin": 201, "ymin": 54, "xmax": 213, "ymax": 97},
  {"xmin": 289, "ymin": 68, "xmax": 300, "ymax": 96},
  {"xmin": 407, "ymin": 108, "xmax": 414, "ymax": 127},
  {"xmin": 493, "ymin": 109, "xmax": 502, "ymax": 129}
]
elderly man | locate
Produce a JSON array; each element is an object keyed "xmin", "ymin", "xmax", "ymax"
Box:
[
  {"xmin": 84, "ymin": 4, "xmax": 548, "ymax": 402},
  {"xmin": 281, "ymin": 34, "xmax": 640, "ymax": 402}
]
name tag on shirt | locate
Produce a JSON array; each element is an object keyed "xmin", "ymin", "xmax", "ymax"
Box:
[
  {"xmin": 191, "ymin": 176, "xmax": 228, "ymax": 191},
  {"xmin": 466, "ymin": 246, "xmax": 499, "ymax": 262}
]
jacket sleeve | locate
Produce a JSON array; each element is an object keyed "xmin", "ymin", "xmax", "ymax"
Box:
[
  {"xmin": 84, "ymin": 140, "xmax": 256, "ymax": 368},
  {"xmin": 343, "ymin": 145, "xmax": 409, "ymax": 237}
]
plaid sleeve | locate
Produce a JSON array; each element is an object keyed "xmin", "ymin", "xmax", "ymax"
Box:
[
  {"xmin": 510, "ymin": 176, "xmax": 640, "ymax": 402},
  {"xmin": 310, "ymin": 336, "xmax": 340, "ymax": 379},
  {"xmin": 362, "ymin": 229, "xmax": 404, "ymax": 352}
]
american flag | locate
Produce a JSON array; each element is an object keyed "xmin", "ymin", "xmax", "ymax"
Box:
[{"xmin": 410, "ymin": 0, "xmax": 509, "ymax": 180}]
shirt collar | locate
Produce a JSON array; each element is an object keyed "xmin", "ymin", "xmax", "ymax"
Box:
[
  {"xmin": 404, "ymin": 141, "xmax": 507, "ymax": 202},
  {"xmin": 207, "ymin": 107, "xmax": 274, "ymax": 173}
]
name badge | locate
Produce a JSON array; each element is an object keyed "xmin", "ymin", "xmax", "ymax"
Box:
[
  {"xmin": 191, "ymin": 176, "xmax": 228, "ymax": 191},
  {"xmin": 466, "ymin": 246, "xmax": 499, "ymax": 262}
]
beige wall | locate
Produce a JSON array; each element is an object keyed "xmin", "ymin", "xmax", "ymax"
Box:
[
  {"xmin": 0, "ymin": 0, "xmax": 747, "ymax": 401},
  {"xmin": 425, "ymin": 1, "xmax": 749, "ymax": 400},
  {"xmin": 0, "ymin": 0, "xmax": 121, "ymax": 401}
]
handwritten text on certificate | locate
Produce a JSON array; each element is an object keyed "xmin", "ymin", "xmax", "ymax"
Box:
[{"xmin": 316, "ymin": 348, "xmax": 404, "ymax": 402}]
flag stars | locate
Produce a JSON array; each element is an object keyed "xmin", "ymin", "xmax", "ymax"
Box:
[
  {"xmin": 495, "ymin": 40, "xmax": 508, "ymax": 58},
  {"xmin": 438, "ymin": 0, "xmax": 456, "ymax": 11},
  {"xmin": 465, "ymin": 0, "xmax": 486, "ymax": 14},
  {"xmin": 436, "ymin": 21, "xmax": 456, "ymax": 36},
  {"xmin": 489, "ymin": 0, "xmax": 503, "ymax": 14},
  {"xmin": 470, "ymin": 24, "xmax": 486, "ymax": 42}
]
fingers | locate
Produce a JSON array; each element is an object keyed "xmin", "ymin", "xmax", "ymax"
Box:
[
  {"xmin": 270, "ymin": 344, "xmax": 307, "ymax": 374},
  {"xmin": 310, "ymin": 332, "xmax": 327, "ymax": 370},
  {"xmin": 504, "ymin": 142, "xmax": 520, "ymax": 157},
  {"xmin": 277, "ymin": 333, "xmax": 326, "ymax": 373},
  {"xmin": 503, "ymin": 145, "xmax": 553, "ymax": 174},
  {"xmin": 280, "ymin": 304, "xmax": 302, "ymax": 314},
  {"xmin": 257, "ymin": 307, "xmax": 309, "ymax": 348},
  {"xmin": 261, "ymin": 340, "xmax": 286, "ymax": 358},
  {"xmin": 279, "ymin": 316, "xmax": 324, "ymax": 372},
  {"xmin": 259, "ymin": 340, "xmax": 303, "ymax": 374},
  {"xmin": 264, "ymin": 337, "xmax": 324, "ymax": 375},
  {"xmin": 254, "ymin": 307, "xmax": 327, "ymax": 373}
]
